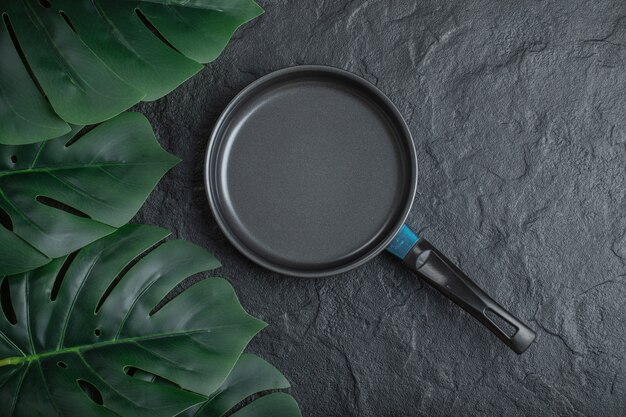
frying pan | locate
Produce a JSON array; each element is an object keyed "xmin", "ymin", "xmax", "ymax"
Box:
[{"xmin": 205, "ymin": 65, "xmax": 536, "ymax": 353}]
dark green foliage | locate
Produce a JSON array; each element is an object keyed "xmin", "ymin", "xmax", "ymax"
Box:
[
  {"xmin": 0, "ymin": 112, "xmax": 179, "ymax": 276},
  {"xmin": 0, "ymin": 0, "xmax": 263, "ymax": 144}
]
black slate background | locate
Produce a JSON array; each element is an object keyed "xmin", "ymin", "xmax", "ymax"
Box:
[{"xmin": 133, "ymin": 1, "xmax": 626, "ymax": 416}]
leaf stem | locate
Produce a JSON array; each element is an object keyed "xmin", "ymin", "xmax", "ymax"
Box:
[
  {"xmin": 0, "ymin": 324, "xmax": 258, "ymax": 367},
  {"xmin": 0, "ymin": 356, "xmax": 23, "ymax": 367}
]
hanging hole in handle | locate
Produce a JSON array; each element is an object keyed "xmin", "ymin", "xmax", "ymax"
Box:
[{"xmin": 485, "ymin": 308, "xmax": 518, "ymax": 338}]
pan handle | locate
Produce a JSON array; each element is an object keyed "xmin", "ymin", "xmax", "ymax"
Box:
[{"xmin": 386, "ymin": 225, "xmax": 536, "ymax": 354}]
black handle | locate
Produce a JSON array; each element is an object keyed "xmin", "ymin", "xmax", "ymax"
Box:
[{"xmin": 403, "ymin": 238, "xmax": 536, "ymax": 354}]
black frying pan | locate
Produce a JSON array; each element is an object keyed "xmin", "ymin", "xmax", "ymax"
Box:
[{"xmin": 205, "ymin": 65, "xmax": 536, "ymax": 353}]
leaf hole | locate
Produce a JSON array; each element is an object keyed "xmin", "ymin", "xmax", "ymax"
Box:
[
  {"xmin": 2, "ymin": 14, "xmax": 47, "ymax": 98},
  {"xmin": 125, "ymin": 366, "xmax": 181, "ymax": 388},
  {"xmin": 77, "ymin": 379, "xmax": 104, "ymax": 406},
  {"xmin": 51, "ymin": 251, "xmax": 78, "ymax": 301},
  {"xmin": 148, "ymin": 273, "xmax": 202, "ymax": 317},
  {"xmin": 0, "ymin": 207, "xmax": 13, "ymax": 231},
  {"xmin": 1, "ymin": 277, "xmax": 17, "ymax": 325},
  {"xmin": 226, "ymin": 390, "xmax": 283, "ymax": 416},
  {"xmin": 124, "ymin": 366, "xmax": 137, "ymax": 377},
  {"xmin": 36, "ymin": 196, "xmax": 89, "ymax": 218},
  {"xmin": 94, "ymin": 328, "xmax": 101, "ymax": 337},
  {"xmin": 95, "ymin": 239, "xmax": 166, "ymax": 314},
  {"xmin": 10, "ymin": 155, "xmax": 17, "ymax": 164},
  {"xmin": 38, "ymin": 0, "xmax": 52, "ymax": 8},
  {"xmin": 59, "ymin": 11, "xmax": 77, "ymax": 34},
  {"xmin": 57, "ymin": 361, "xmax": 67, "ymax": 369},
  {"xmin": 135, "ymin": 8, "xmax": 180, "ymax": 53},
  {"xmin": 64, "ymin": 125, "xmax": 97, "ymax": 148},
  {"xmin": 148, "ymin": 273, "xmax": 207, "ymax": 317}
]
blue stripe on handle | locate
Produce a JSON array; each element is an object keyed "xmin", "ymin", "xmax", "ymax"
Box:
[{"xmin": 386, "ymin": 224, "xmax": 420, "ymax": 259}]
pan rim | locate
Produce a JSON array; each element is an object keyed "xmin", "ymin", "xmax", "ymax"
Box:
[{"xmin": 204, "ymin": 64, "xmax": 418, "ymax": 278}]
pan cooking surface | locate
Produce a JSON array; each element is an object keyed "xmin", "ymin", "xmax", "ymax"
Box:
[{"xmin": 206, "ymin": 67, "xmax": 416, "ymax": 275}]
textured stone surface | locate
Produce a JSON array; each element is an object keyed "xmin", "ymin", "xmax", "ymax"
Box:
[{"xmin": 134, "ymin": 1, "xmax": 626, "ymax": 415}]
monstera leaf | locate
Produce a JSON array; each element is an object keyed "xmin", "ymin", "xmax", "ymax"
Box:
[
  {"xmin": 0, "ymin": 0, "xmax": 263, "ymax": 144},
  {"xmin": 0, "ymin": 112, "xmax": 179, "ymax": 276},
  {"xmin": 0, "ymin": 224, "xmax": 283, "ymax": 416},
  {"xmin": 132, "ymin": 353, "xmax": 301, "ymax": 416},
  {"xmin": 179, "ymin": 354, "xmax": 300, "ymax": 417}
]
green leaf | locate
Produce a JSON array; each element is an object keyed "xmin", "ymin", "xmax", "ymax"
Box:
[
  {"xmin": 0, "ymin": 112, "xmax": 179, "ymax": 276},
  {"xmin": 180, "ymin": 353, "xmax": 300, "ymax": 417},
  {"xmin": 0, "ymin": 224, "xmax": 266, "ymax": 417},
  {"xmin": 0, "ymin": 0, "xmax": 263, "ymax": 145}
]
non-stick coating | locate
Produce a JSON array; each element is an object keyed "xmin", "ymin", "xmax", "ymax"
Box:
[{"xmin": 205, "ymin": 66, "xmax": 417, "ymax": 277}]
